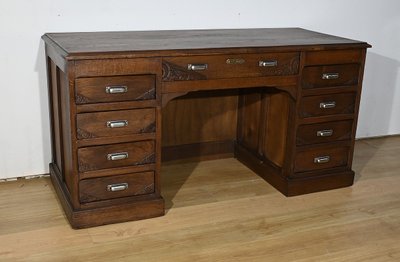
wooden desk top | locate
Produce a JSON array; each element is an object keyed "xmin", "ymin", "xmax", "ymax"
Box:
[{"xmin": 43, "ymin": 28, "xmax": 370, "ymax": 59}]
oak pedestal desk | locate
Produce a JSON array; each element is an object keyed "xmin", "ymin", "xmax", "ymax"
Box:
[{"xmin": 42, "ymin": 28, "xmax": 370, "ymax": 228}]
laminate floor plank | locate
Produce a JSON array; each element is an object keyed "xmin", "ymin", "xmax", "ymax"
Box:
[{"xmin": 0, "ymin": 137, "xmax": 399, "ymax": 261}]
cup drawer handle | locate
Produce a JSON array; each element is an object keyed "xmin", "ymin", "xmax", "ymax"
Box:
[
  {"xmin": 107, "ymin": 152, "xmax": 129, "ymax": 161},
  {"xmin": 259, "ymin": 60, "xmax": 278, "ymax": 67},
  {"xmin": 314, "ymin": 156, "xmax": 330, "ymax": 164},
  {"xmin": 320, "ymin": 101, "xmax": 336, "ymax": 109},
  {"xmin": 107, "ymin": 183, "xmax": 129, "ymax": 192},
  {"xmin": 317, "ymin": 129, "xmax": 334, "ymax": 137},
  {"xmin": 187, "ymin": 64, "xmax": 208, "ymax": 71},
  {"xmin": 322, "ymin": 73, "xmax": 339, "ymax": 80},
  {"xmin": 107, "ymin": 120, "xmax": 128, "ymax": 128},
  {"xmin": 105, "ymin": 86, "xmax": 128, "ymax": 94}
]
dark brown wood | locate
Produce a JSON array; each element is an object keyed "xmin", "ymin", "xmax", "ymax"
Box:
[
  {"xmin": 302, "ymin": 64, "xmax": 360, "ymax": 89},
  {"xmin": 43, "ymin": 28, "xmax": 370, "ymax": 60},
  {"xmin": 77, "ymin": 141, "xmax": 155, "ymax": 172},
  {"xmin": 294, "ymin": 146, "xmax": 350, "ymax": 173},
  {"xmin": 42, "ymin": 28, "xmax": 370, "ymax": 228},
  {"xmin": 162, "ymin": 90, "xmax": 238, "ymax": 146},
  {"xmin": 162, "ymin": 52, "xmax": 299, "ymax": 81},
  {"xmin": 75, "ymin": 75, "xmax": 156, "ymax": 104},
  {"xmin": 304, "ymin": 49, "xmax": 363, "ymax": 65},
  {"xmin": 300, "ymin": 93, "xmax": 356, "ymax": 118},
  {"xmin": 79, "ymin": 171, "xmax": 155, "ymax": 203},
  {"xmin": 296, "ymin": 120, "xmax": 353, "ymax": 145},
  {"xmin": 76, "ymin": 108, "xmax": 155, "ymax": 139},
  {"xmin": 162, "ymin": 140, "xmax": 234, "ymax": 162}
]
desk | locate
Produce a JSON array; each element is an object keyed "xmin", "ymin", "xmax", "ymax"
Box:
[{"xmin": 42, "ymin": 28, "xmax": 370, "ymax": 228}]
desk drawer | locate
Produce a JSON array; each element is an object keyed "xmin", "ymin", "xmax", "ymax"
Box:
[
  {"xmin": 302, "ymin": 64, "xmax": 359, "ymax": 89},
  {"xmin": 78, "ymin": 141, "xmax": 155, "ymax": 172},
  {"xmin": 296, "ymin": 120, "xmax": 353, "ymax": 145},
  {"xmin": 79, "ymin": 171, "xmax": 155, "ymax": 203},
  {"xmin": 162, "ymin": 52, "xmax": 300, "ymax": 81},
  {"xmin": 294, "ymin": 146, "xmax": 349, "ymax": 173},
  {"xmin": 76, "ymin": 108, "xmax": 156, "ymax": 140},
  {"xmin": 75, "ymin": 75, "xmax": 155, "ymax": 104},
  {"xmin": 300, "ymin": 93, "xmax": 356, "ymax": 118}
]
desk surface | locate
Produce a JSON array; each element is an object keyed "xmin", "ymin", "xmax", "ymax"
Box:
[{"xmin": 44, "ymin": 28, "xmax": 370, "ymax": 58}]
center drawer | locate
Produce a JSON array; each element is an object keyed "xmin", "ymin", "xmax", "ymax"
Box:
[
  {"xmin": 79, "ymin": 171, "xmax": 155, "ymax": 203},
  {"xmin": 162, "ymin": 52, "xmax": 300, "ymax": 81},
  {"xmin": 78, "ymin": 141, "xmax": 155, "ymax": 172},
  {"xmin": 76, "ymin": 108, "xmax": 156, "ymax": 140}
]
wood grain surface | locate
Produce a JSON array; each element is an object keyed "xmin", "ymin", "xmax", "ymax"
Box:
[{"xmin": 0, "ymin": 136, "xmax": 399, "ymax": 261}]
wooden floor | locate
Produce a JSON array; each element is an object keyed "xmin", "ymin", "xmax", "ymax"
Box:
[{"xmin": 0, "ymin": 136, "xmax": 399, "ymax": 261}]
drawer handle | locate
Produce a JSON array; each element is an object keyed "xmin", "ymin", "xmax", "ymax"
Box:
[
  {"xmin": 107, "ymin": 152, "xmax": 129, "ymax": 161},
  {"xmin": 259, "ymin": 60, "xmax": 278, "ymax": 67},
  {"xmin": 322, "ymin": 73, "xmax": 339, "ymax": 80},
  {"xmin": 187, "ymin": 64, "xmax": 208, "ymax": 71},
  {"xmin": 314, "ymin": 156, "xmax": 330, "ymax": 164},
  {"xmin": 107, "ymin": 120, "xmax": 128, "ymax": 128},
  {"xmin": 105, "ymin": 86, "xmax": 128, "ymax": 94},
  {"xmin": 317, "ymin": 129, "xmax": 334, "ymax": 137},
  {"xmin": 107, "ymin": 183, "xmax": 129, "ymax": 192},
  {"xmin": 320, "ymin": 101, "xmax": 336, "ymax": 109}
]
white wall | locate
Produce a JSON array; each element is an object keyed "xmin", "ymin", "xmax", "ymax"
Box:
[{"xmin": 0, "ymin": 0, "xmax": 399, "ymax": 179}]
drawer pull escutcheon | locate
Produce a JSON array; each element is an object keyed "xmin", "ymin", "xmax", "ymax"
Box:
[
  {"xmin": 317, "ymin": 129, "xmax": 334, "ymax": 137},
  {"xmin": 107, "ymin": 183, "xmax": 129, "ymax": 192},
  {"xmin": 322, "ymin": 73, "xmax": 339, "ymax": 80},
  {"xmin": 187, "ymin": 64, "xmax": 208, "ymax": 71},
  {"xmin": 314, "ymin": 156, "xmax": 330, "ymax": 164},
  {"xmin": 106, "ymin": 120, "xmax": 129, "ymax": 128},
  {"xmin": 107, "ymin": 152, "xmax": 129, "ymax": 161},
  {"xmin": 259, "ymin": 60, "xmax": 278, "ymax": 67},
  {"xmin": 320, "ymin": 101, "xmax": 336, "ymax": 109},
  {"xmin": 105, "ymin": 86, "xmax": 128, "ymax": 94}
]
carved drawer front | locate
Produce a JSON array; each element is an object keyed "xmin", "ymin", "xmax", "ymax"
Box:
[
  {"xmin": 79, "ymin": 171, "xmax": 155, "ymax": 203},
  {"xmin": 302, "ymin": 64, "xmax": 359, "ymax": 89},
  {"xmin": 294, "ymin": 146, "xmax": 349, "ymax": 173},
  {"xmin": 76, "ymin": 108, "xmax": 156, "ymax": 140},
  {"xmin": 78, "ymin": 141, "xmax": 155, "ymax": 172},
  {"xmin": 75, "ymin": 75, "xmax": 155, "ymax": 104},
  {"xmin": 300, "ymin": 93, "xmax": 356, "ymax": 118},
  {"xmin": 296, "ymin": 120, "xmax": 353, "ymax": 145},
  {"xmin": 162, "ymin": 52, "xmax": 300, "ymax": 81}
]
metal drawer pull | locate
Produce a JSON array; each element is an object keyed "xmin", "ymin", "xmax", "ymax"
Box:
[
  {"xmin": 107, "ymin": 183, "xmax": 129, "ymax": 192},
  {"xmin": 322, "ymin": 73, "xmax": 339, "ymax": 80},
  {"xmin": 320, "ymin": 101, "xmax": 336, "ymax": 109},
  {"xmin": 187, "ymin": 64, "xmax": 208, "ymax": 71},
  {"xmin": 314, "ymin": 156, "xmax": 330, "ymax": 164},
  {"xmin": 317, "ymin": 129, "xmax": 334, "ymax": 137},
  {"xmin": 105, "ymin": 86, "xmax": 128, "ymax": 94},
  {"xmin": 259, "ymin": 60, "xmax": 278, "ymax": 67},
  {"xmin": 107, "ymin": 120, "xmax": 128, "ymax": 128},
  {"xmin": 107, "ymin": 152, "xmax": 129, "ymax": 161}
]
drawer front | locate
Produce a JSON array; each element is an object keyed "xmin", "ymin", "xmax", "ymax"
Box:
[
  {"xmin": 302, "ymin": 64, "xmax": 359, "ymax": 89},
  {"xmin": 79, "ymin": 171, "xmax": 155, "ymax": 203},
  {"xmin": 76, "ymin": 108, "xmax": 156, "ymax": 140},
  {"xmin": 296, "ymin": 120, "xmax": 353, "ymax": 145},
  {"xmin": 300, "ymin": 93, "xmax": 356, "ymax": 118},
  {"xmin": 305, "ymin": 49, "xmax": 363, "ymax": 66},
  {"xmin": 78, "ymin": 141, "xmax": 155, "ymax": 172},
  {"xmin": 75, "ymin": 75, "xmax": 156, "ymax": 104},
  {"xmin": 162, "ymin": 52, "xmax": 300, "ymax": 81},
  {"xmin": 294, "ymin": 146, "xmax": 349, "ymax": 173}
]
